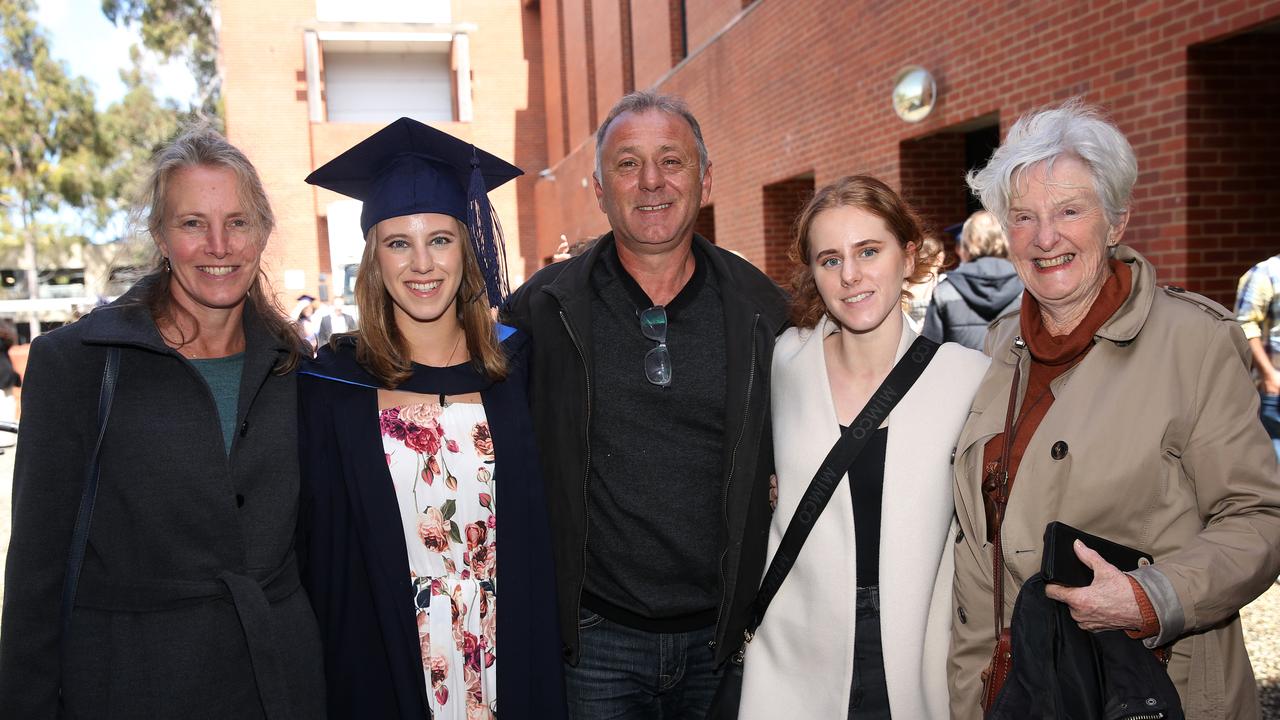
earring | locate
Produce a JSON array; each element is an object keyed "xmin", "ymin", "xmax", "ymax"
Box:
[{"xmin": 163, "ymin": 257, "xmax": 171, "ymax": 272}]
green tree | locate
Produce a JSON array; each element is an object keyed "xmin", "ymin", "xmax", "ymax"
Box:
[
  {"xmin": 98, "ymin": 45, "xmax": 189, "ymax": 224},
  {"xmin": 101, "ymin": 0, "xmax": 219, "ymax": 120},
  {"xmin": 0, "ymin": 0, "xmax": 110, "ymax": 333}
]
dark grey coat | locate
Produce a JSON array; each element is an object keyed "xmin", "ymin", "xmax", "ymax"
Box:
[
  {"xmin": 921, "ymin": 256, "xmax": 1023, "ymax": 351},
  {"xmin": 0, "ymin": 285, "xmax": 325, "ymax": 719}
]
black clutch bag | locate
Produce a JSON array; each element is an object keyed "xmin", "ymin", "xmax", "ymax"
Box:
[{"xmin": 1041, "ymin": 521, "xmax": 1153, "ymax": 587}]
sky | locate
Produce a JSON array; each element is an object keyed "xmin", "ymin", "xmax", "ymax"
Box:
[{"xmin": 35, "ymin": 0, "xmax": 197, "ymax": 109}]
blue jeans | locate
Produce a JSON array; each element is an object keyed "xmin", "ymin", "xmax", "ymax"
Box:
[
  {"xmin": 1262, "ymin": 393, "xmax": 1280, "ymax": 462},
  {"xmin": 564, "ymin": 608, "xmax": 723, "ymax": 719}
]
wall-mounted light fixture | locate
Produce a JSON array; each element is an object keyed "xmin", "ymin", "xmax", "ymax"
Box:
[{"xmin": 891, "ymin": 66, "xmax": 937, "ymax": 123}]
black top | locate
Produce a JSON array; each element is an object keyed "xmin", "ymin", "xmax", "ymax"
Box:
[
  {"xmin": 582, "ymin": 243, "xmax": 728, "ymax": 631},
  {"xmin": 841, "ymin": 424, "xmax": 888, "ymax": 589}
]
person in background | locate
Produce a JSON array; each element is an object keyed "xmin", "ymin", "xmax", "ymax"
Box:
[
  {"xmin": 316, "ymin": 296, "xmax": 358, "ymax": 347},
  {"xmin": 502, "ymin": 91, "xmax": 788, "ymax": 718},
  {"xmin": 0, "ymin": 319, "xmax": 21, "ymax": 432},
  {"xmin": 904, "ymin": 234, "xmax": 946, "ymax": 330},
  {"xmin": 948, "ymin": 100, "xmax": 1280, "ymax": 719},
  {"xmin": 299, "ymin": 117, "xmax": 565, "ymax": 720},
  {"xmin": 292, "ymin": 293, "xmax": 320, "ymax": 350},
  {"xmin": 922, "ymin": 210, "xmax": 1024, "ymax": 350},
  {"xmin": 0, "ymin": 125, "xmax": 324, "ymax": 717},
  {"xmin": 1235, "ymin": 253, "xmax": 1280, "ymax": 461},
  {"xmin": 738, "ymin": 175, "xmax": 987, "ymax": 718}
]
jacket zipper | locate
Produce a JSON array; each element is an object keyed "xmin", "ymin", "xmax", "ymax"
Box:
[
  {"xmin": 711, "ymin": 312, "xmax": 760, "ymax": 650},
  {"xmin": 559, "ymin": 309, "xmax": 593, "ymax": 657}
]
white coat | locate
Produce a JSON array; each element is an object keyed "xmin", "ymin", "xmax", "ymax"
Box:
[{"xmin": 738, "ymin": 315, "xmax": 988, "ymax": 719}]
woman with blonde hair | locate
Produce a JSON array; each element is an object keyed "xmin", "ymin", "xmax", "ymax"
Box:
[
  {"xmin": 298, "ymin": 118, "xmax": 565, "ymax": 720},
  {"xmin": 736, "ymin": 175, "xmax": 988, "ymax": 718}
]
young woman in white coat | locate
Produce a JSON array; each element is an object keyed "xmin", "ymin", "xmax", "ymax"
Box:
[{"xmin": 738, "ymin": 175, "xmax": 989, "ymax": 719}]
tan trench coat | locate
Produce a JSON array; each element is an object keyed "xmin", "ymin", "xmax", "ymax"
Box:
[{"xmin": 949, "ymin": 245, "xmax": 1280, "ymax": 719}]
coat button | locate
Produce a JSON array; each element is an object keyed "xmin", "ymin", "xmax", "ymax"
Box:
[
  {"xmin": 562, "ymin": 644, "xmax": 572, "ymax": 658},
  {"xmin": 240, "ymin": 420, "xmax": 249, "ymax": 437},
  {"xmin": 955, "ymin": 528, "xmax": 965, "ymax": 544},
  {"xmin": 1051, "ymin": 441, "xmax": 1068, "ymax": 460},
  {"xmin": 957, "ymin": 606, "xmax": 967, "ymax": 624},
  {"xmin": 236, "ymin": 494, "xmax": 245, "ymax": 508},
  {"xmin": 950, "ymin": 447, "xmax": 957, "ymax": 464},
  {"xmin": 1167, "ymin": 286, "xmax": 1185, "ymax": 293}
]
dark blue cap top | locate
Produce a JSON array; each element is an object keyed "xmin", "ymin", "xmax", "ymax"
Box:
[
  {"xmin": 304, "ymin": 117, "xmax": 523, "ymax": 306},
  {"xmin": 305, "ymin": 117, "xmax": 522, "ymax": 235}
]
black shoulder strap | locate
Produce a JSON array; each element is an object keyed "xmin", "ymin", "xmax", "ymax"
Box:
[
  {"xmin": 741, "ymin": 335, "xmax": 939, "ymax": 647},
  {"xmin": 60, "ymin": 347, "xmax": 121, "ymax": 642}
]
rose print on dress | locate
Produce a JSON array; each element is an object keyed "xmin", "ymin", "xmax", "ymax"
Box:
[{"xmin": 383, "ymin": 402, "xmax": 498, "ymax": 719}]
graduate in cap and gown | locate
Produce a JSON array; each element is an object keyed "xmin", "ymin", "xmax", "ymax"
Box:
[{"xmin": 298, "ymin": 117, "xmax": 567, "ymax": 720}]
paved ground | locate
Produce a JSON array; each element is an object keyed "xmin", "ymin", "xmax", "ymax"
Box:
[{"xmin": 0, "ymin": 449, "xmax": 1277, "ymax": 714}]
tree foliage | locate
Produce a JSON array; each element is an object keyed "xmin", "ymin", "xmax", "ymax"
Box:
[
  {"xmin": 101, "ymin": 0, "xmax": 218, "ymax": 118},
  {"xmin": 0, "ymin": 0, "xmax": 109, "ymax": 227}
]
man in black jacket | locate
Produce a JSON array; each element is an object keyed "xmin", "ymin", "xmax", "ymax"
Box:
[{"xmin": 503, "ymin": 91, "xmax": 787, "ymax": 718}]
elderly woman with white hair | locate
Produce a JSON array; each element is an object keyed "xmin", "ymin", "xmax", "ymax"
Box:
[{"xmin": 948, "ymin": 101, "xmax": 1280, "ymax": 718}]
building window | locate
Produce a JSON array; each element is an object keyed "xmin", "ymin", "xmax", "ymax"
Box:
[{"xmin": 324, "ymin": 48, "xmax": 453, "ymax": 123}]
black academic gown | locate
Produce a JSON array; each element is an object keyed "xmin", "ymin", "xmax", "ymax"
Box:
[{"xmin": 297, "ymin": 328, "xmax": 567, "ymax": 720}]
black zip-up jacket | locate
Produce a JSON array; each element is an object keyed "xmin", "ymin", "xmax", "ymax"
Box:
[{"xmin": 502, "ymin": 233, "xmax": 789, "ymax": 666}]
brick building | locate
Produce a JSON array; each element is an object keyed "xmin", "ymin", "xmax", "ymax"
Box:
[
  {"xmin": 217, "ymin": 0, "xmax": 546, "ymax": 301},
  {"xmin": 532, "ymin": 0, "xmax": 1280, "ymax": 306},
  {"xmin": 215, "ymin": 0, "xmax": 1280, "ymax": 306}
]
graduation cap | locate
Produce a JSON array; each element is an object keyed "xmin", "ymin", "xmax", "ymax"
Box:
[{"xmin": 305, "ymin": 117, "xmax": 524, "ymax": 307}]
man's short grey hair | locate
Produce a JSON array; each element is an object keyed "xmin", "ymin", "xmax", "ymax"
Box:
[
  {"xmin": 594, "ymin": 91, "xmax": 710, "ymax": 181},
  {"xmin": 967, "ymin": 99, "xmax": 1137, "ymax": 229}
]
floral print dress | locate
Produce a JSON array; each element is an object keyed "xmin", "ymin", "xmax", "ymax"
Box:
[{"xmin": 381, "ymin": 401, "xmax": 498, "ymax": 720}]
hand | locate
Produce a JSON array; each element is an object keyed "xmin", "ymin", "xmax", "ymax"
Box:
[
  {"xmin": 1043, "ymin": 539, "xmax": 1143, "ymax": 632},
  {"xmin": 1264, "ymin": 368, "xmax": 1280, "ymax": 396}
]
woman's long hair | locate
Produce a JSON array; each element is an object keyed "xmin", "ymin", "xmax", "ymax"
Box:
[
  {"xmin": 134, "ymin": 123, "xmax": 305, "ymax": 372},
  {"xmin": 350, "ymin": 218, "xmax": 508, "ymax": 389}
]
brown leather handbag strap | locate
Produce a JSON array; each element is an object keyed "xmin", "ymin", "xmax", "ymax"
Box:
[{"xmin": 990, "ymin": 361, "xmax": 1022, "ymax": 640}]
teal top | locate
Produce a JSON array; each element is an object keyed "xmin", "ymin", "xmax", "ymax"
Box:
[{"xmin": 191, "ymin": 352, "xmax": 245, "ymax": 455}]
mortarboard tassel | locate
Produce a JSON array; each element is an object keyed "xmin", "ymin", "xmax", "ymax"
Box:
[{"xmin": 467, "ymin": 152, "xmax": 510, "ymax": 307}]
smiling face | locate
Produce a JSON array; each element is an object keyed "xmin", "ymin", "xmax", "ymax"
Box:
[
  {"xmin": 593, "ymin": 109, "xmax": 711, "ymax": 255},
  {"xmin": 157, "ymin": 164, "xmax": 263, "ymax": 320},
  {"xmin": 373, "ymin": 212, "xmax": 465, "ymax": 331},
  {"xmin": 809, "ymin": 205, "xmax": 916, "ymax": 337},
  {"xmin": 1006, "ymin": 155, "xmax": 1126, "ymax": 323}
]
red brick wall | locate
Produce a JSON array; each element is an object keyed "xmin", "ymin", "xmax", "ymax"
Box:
[
  {"xmin": 533, "ymin": 0, "xmax": 1280, "ymax": 296},
  {"xmin": 1186, "ymin": 33, "xmax": 1280, "ymax": 305},
  {"xmin": 219, "ymin": 0, "xmax": 320, "ymax": 304},
  {"xmin": 592, "ymin": 0, "xmax": 626, "ymax": 125},
  {"xmin": 685, "ymin": 0, "xmax": 738, "ymax": 52},
  {"xmin": 630, "ymin": 0, "xmax": 675, "ymax": 89},
  {"xmin": 561, "ymin": 0, "xmax": 594, "ymax": 147},
  {"xmin": 541, "ymin": 0, "xmax": 568, "ymax": 162},
  {"xmin": 762, "ymin": 176, "xmax": 814, "ymax": 284}
]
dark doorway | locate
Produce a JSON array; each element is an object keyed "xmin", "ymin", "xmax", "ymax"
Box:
[
  {"xmin": 762, "ymin": 175, "xmax": 815, "ymax": 284},
  {"xmin": 1187, "ymin": 19, "xmax": 1280, "ymax": 305}
]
